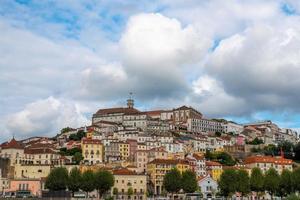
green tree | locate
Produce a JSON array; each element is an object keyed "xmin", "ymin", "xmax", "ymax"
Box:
[
  {"xmin": 215, "ymin": 131, "xmax": 222, "ymax": 137},
  {"xmin": 250, "ymin": 168, "xmax": 264, "ymax": 199},
  {"xmin": 80, "ymin": 170, "xmax": 95, "ymax": 196},
  {"xmin": 94, "ymin": 170, "xmax": 114, "ymax": 198},
  {"xmin": 45, "ymin": 167, "xmax": 69, "ymax": 191},
  {"xmin": 286, "ymin": 194, "xmax": 300, "ymax": 200},
  {"xmin": 247, "ymin": 137, "xmax": 264, "ymax": 145},
  {"xmin": 279, "ymin": 169, "xmax": 293, "ymax": 197},
  {"xmin": 127, "ymin": 187, "xmax": 134, "ymax": 198},
  {"xmin": 292, "ymin": 167, "xmax": 300, "ymax": 192},
  {"xmin": 61, "ymin": 127, "xmax": 72, "ymax": 134},
  {"xmin": 68, "ymin": 167, "xmax": 82, "ymax": 195},
  {"xmin": 112, "ymin": 187, "xmax": 118, "ymax": 196},
  {"xmin": 217, "ymin": 152, "xmax": 236, "ymax": 166},
  {"xmin": 163, "ymin": 168, "xmax": 182, "ymax": 197},
  {"xmin": 73, "ymin": 152, "xmax": 83, "ymax": 164},
  {"xmin": 77, "ymin": 130, "xmax": 86, "ymax": 140},
  {"xmin": 69, "ymin": 133, "xmax": 79, "ymax": 141},
  {"xmin": 218, "ymin": 169, "xmax": 237, "ymax": 197},
  {"xmin": 263, "ymin": 144, "xmax": 277, "ymax": 156},
  {"xmin": 294, "ymin": 143, "xmax": 300, "ymax": 161},
  {"xmin": 236, "ymin": 169, "xmax": 250, "ymax": 197},
  {"xmin": 264, "ymin": 168, "xmax": 280, "ymax": 200},
  {"xmin": 181, "ymin": 170, "xmax": 198, "ymax": 193}
]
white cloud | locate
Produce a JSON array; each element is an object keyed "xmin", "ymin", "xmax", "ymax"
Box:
[
  {"xmin": 120, "ymin": 13, "xmax": 211, "ymax": 70},
  {"xmin": 191, "ymin": 75, "xmax": 246, "ymax": 117},
  {"xmin": 205, "ymin": 20, "xmax": 300, "ymax": 113},
  {"xmin": 5, "ymin": 97, "xmax": 90, "ymax": 139}
]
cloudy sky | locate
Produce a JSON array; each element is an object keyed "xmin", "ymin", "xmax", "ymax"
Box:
[{"xmin": 1, "ymin": 0, "xmax": 300, "ymax": 142}]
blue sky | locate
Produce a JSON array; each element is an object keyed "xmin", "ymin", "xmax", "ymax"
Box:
[{"xmin": 1, "ymin": 0, "xmax": 300, "ymax": 142}]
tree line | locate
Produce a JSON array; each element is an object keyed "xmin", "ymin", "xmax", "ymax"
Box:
[
  {"xmin": 45, "ymin": 167, "xmax": 114, "ymax": 198},
  {"xmin": 251, "ymin": 141, "xmax": 300, "ymax": 161},
  {"xmin": 219, "ymin": 167, "xmax": 300, "ymax": 199},
  {"xmin": 162, "ymin": 169, "xmax": 199, "ymax": 195}
]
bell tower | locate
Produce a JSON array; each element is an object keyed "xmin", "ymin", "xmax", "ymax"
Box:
[{"xmin": 127, "ymin": 92, "xmax": 134, "ymax": 108}]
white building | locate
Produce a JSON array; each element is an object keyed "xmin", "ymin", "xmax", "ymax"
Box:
[
  {"xmin": 187, "ymin": 118, "xmax": 223, "ymax": 133},
  {"xmin": 222, "ymin": 122, "xmax": 244, "ymax": 134},
  {"xmin": 198, "ymin": 174, "xmax": 218, "ymax": 199}
]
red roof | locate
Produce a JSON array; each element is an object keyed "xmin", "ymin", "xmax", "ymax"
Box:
[
  {"xmin": 149, "ymin": 159, "xmax": 189, "ymax": 165},
  {"xmin": 145, "ymin": 110, "xmax": 164, "ymax": 116},
  {"xmin": 113, "ymin": 168, "xmax": 137, "ymax": 175},
  {"xmin": 244, "ymin": 155, "xmax": 293, "ymax": 165},
  {"xmin": 94, "ymin": 120, "xmax": 120, "ymax": 125},
  {"xmin": 1, "ymin": 138, "xmax": 24, "ymax": 149},
  {"xmin": 24, "ymin": 148, "xmax": 56, "ymax": 154},
  {"xmin": 94, "ymin": 107, "xmax": 140, "ymax": 115},
  {"xmin": 206, "ymin": 161, "xmax": 222, "ymax": 166},
  {"xmin": 193, "ymin": 153, "xmax": 205, "ymax": 160},
  {"xmin": 82, "ymin": 138, "xmax": 102, "ymax": 144}
]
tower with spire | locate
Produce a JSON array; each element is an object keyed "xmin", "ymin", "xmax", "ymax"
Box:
[{"xmin": 127, "ymin": 92, "xmax": 134, "ymax": 108}]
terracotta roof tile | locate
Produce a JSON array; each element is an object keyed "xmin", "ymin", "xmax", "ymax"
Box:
[
  {"xmin": 206, "ymin": 161, "xmax": 222, "ymax": 166},
  {"xmin": 113, "ymin": 168, "xmax": 137, "ymax": 175},
  {"xmin": 149, "ymin": 158, "xmax": 189, "ymax": 165},
  {"xmin": 95, "ymin": 107, "xmax": 140, "ymax": 115},
  {"xmin": 1, "ymin": 138, "xmax": 24, "ymax": 149},
  {"xmin": 244, "ymin": 155, "xmax": 293, "ymax": 165}
]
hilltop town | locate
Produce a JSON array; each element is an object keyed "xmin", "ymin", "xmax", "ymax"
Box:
[{"xmin": 1, "ymin": 98, "xmax": 299, "ymax": 199}]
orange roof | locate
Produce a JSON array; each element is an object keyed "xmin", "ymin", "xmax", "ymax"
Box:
[
  {"xmin": 145, "ymin": 110, "xmax": 164, "ymax": 116},
  {"xmin": 193, "ymin": 153, "xmax": 205, "ymax": 160},
  {"xmin": 82, "ymin": 138, "xmax": 102, "ymax": 144},
  {"xmin": 244, "ymin": 155, "xmax": 293, "ymax": 165},
  {"xmin": 24, "ymin": 148, "xmax": 56, "ymax": 154},
  {"xmin": 95, "ymin": 107, "xmax": 140, "ymax": 115},
  {"xmin": 149, "ymin": 159, "xmax": 189, "ymax": 165},
  {"xmin": 149, "ymin": 147, "xmax": 167, "ymax": 152},
  {"xmin": 94, "ymin": 120, "xmax": 120, "ymax": 125},
  {"xmin": 113, "ymin": 168, "xmax": 137, "ymax": 175},
  {"xmin": 206, "ymin": 161, "xmax": 222, "ymax": 166},
  {"xmin": 1, "ymin": 138, "xmax": 24, "ymax": 149}
]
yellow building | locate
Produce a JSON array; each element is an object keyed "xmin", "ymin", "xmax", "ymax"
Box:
[
  {"xmin": 112, "ymin": 168, "xmax": 147, "ymax": 200},
  {"xmin": 206, "ymin": 161, "xmax": 223, "ymax": 181},
  {"xmin": 14, "ymin": 164, "xmax": 51, "ymax": 179},
  {"xmin": 147, "ymin": 159, "xmax": 191, "ymax": 195},
  {"xmin": 81, "ymin": 138, "xmax": 104, "ymax": 165},
  {"xmin": 86, "ymin": 130, "xmax": 94, "ymax": 139},
  {"xmin": 118, "ymin": 142, "xmax": 130, "ymax": 161}
]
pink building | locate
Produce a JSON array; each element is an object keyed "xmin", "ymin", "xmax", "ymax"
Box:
[
  {"xmin": 126, "ymin": 139, "xmax": 137, "ymax": 161},
  {"xmin": 6, "ymin": 179, "xmax": 42, "ymax": 197},
  {"xmin": 236, "ymin": 134, "xmax": 246, "ymax": 145}
]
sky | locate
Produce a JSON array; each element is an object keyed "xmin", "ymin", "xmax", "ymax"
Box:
[{"xmin": 1, "ymin": 0, "xmax": 300, "ymax": 142}]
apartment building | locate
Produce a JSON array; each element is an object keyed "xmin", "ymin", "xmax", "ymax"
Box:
[
  {"xmin": 112, "ymin": 168, "xmax": 147, "ymax": 200},
  {"xmin": 147, "ymin": 159, "xmax": 190, "ymax": 195},
  {"xmin": 244, "ymin": 155, "xmax": 293, "ymax": 174},
  {"xmin": 81, "ymin": 138, "xmax": 104, "ymax": 164}
]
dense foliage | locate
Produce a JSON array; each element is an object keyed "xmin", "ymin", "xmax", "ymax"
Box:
[
  {"xmin": 163, "ymin": 168, "xmax": 182, "ymax": 194},
  {"xmin": 68, "ymin": 167, "xmax": 82, "ymax": 193},
  {"xmin": 181, "ymin": 170, "xmax": 199, "ymax": 193},
  {"xmin": 69, "ymin": 130, "xmax": 86, "ymax": 141},
  {"xmin": 94, "ymin": 170, "xmax": 114, "ymax": 198},
  {"xmin": 45, "ymin": 167, "xmax": 114, "ymax": 198},
  {"xmin": 251, "ymin": 141, "xmax": 299, "ymax": 160},
  {"xmin": 246, "ymin": 137, "xmax": 264, "ymax": 145},
  {"xmin": 45, "ymin": 167, "xmax": 69, "ymax": 191},
  {"xmin": 219, "ymin": 167, "xmax": 300, "ymax": 199},
  {"xmin": 162, "ymin": 169, "xmax": 198, "ymax": 195},
  {"xmin": 205, "ymin": 151, "xmax": 236, "ymax": 166}
]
